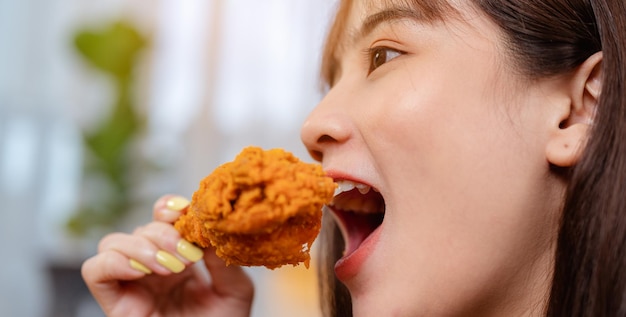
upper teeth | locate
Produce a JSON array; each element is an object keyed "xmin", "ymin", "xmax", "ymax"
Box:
[{"xmin": 334, "ymin": 180, "xmax": 372, "ymax": 196}]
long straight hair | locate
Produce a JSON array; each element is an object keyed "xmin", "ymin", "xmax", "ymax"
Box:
[
  {"xmin": 317, "ymin": 0, "xmax": 626, "ymax": 316},
  {"xmin": 476, "ymin": 1, "xmax": 626, "ymax": 315}
]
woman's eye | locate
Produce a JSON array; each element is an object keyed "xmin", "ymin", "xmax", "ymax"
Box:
[{"xmin": 368, "ymin": 47, "xmax": 402, "ymax": 74}]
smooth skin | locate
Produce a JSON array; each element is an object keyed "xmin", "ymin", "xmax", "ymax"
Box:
[
  {"xmin": 81, "ymin": 195, "xmax": 254, "ymax": 317},
  {"xmin": 300, "ymin": 0, "xmax": 600, "ymax": 316}
]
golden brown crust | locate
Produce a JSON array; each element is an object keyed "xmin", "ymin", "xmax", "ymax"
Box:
[{"xmin": 174, "ymin": 146, "xmax": 335, "ymax": 269}]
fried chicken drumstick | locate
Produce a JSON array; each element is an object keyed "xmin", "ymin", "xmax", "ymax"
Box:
[{"xmin": 174, "ymin": 146, "xmax": 335, "ymax": 269}]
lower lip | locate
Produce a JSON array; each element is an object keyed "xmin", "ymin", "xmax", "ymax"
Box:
[{"xmin": 334, "ymin": 223, "xmax": 382, "ymax": 281}]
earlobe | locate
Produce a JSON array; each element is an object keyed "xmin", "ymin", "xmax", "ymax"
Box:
[
  {"xmin": 545, "ymin": 51, "xmax": 602, "ymax": 167},
  {"xmin": 546, "ymin": 123, "xmax": 589, "ymax": 167}
]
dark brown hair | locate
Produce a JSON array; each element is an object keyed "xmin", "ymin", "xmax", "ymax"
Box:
[
  {"xmin": 318, "ymin": 0, "xmax": 626, "ymax": 316},
  {"xmin": 477, "ymin": 0, "xmax": 626, "ymax": 316}
]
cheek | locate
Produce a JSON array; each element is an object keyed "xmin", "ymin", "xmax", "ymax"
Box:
[
  {"xmin": 367, "ymin": 77, "xmax": 509, "ymax": 173},
  {"xmin": 366, "ymin": 91, "xmax": 558, "ymax": 312},
  {"xmin": 379, "ymin": 84, "xmax": 546, "ymax": 211},
  {"xmin": 368, "ymin": 71, "xmax": 556, "ymax": 242},
  {"xmin": 365, "ymin": 54, "xmax": 546, "ymax": 187},
  {"xmin": 364, "ymin": 55, "xmax": 503, "ymax": 151}
]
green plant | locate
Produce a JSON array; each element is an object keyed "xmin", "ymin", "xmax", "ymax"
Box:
[{"xmin": 67, "ymin": 20, "xmax": 149, "ymax": 236}]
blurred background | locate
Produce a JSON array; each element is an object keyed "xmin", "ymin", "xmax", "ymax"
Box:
[{"xmin": 0, "ymin": 0, "xmax": 337, "ymax": 316}]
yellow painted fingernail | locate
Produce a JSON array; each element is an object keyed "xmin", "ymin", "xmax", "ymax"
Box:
[
  {"xmin": 166, "ymin": 196, "xmax": 189, "ymax": 211},
  {"xmin": 129, "ymin": 259, "xmax": 152, "ymax": 274},
  {"xmin": 156, "ymin": 250, "xmax": 185, "ymax": 273},
  {"xmin": 177, "ymin": 239, "xmax": 203, "ymax": 262}
]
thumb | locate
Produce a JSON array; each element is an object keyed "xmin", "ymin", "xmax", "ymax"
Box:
[{"xmin": 203, "ymin": 246, "xmax": 254, "ymax": 302}]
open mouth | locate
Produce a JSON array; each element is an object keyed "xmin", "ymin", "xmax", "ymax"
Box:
[{"xmin": 328, "ymin": 180, "xmax": 386, "ymax": 257}]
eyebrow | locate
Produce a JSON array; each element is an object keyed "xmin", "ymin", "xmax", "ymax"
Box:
[{"xmin": 355, "ymin": 7, "xmax": 427, "ymax": 43}]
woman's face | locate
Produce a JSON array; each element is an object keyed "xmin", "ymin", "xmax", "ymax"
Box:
[{"xmin": 301, "ymin": 0, "xmax": 566, "ymax": 316}]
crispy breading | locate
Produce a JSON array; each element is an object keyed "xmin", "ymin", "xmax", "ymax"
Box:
[{"xmin": 174, "ymin": 146, "xmax": 336, "ymax": 269}]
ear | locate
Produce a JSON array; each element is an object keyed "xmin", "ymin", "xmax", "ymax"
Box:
[{"xmin": 546, "ymin": 52, "xmax": 602, "ymax": 167}]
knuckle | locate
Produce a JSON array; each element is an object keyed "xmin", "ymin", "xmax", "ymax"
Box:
[
  {"xmin": 97, "ymin": 233, "xmax": 122, "ymax": 252},
  {"xmin": 132, "ymin": 225, "xmax": 145, "ymax": 235}
]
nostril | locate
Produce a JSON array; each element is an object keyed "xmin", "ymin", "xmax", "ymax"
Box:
[
  {"xmin": 309, "ymin": 150, "xmax": 323, "ymax": 162},
  {"xmin": 309, "ymin": 135, "xmax": 337, "ymax": 162},
  {"xmin": 317, "ymin": 134, "xmax": 336, "ymax": 144}
]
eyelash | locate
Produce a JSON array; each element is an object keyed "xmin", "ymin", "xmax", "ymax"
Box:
[{"xmin": 365, "ymin": 46, "xmax": 403, "ymax": 74}]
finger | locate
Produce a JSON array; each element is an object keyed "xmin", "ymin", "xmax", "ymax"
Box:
[
  {"xmin": 83, "ymin": 249, "xmax": 146, "ymax": 285},
  {"xmin": 81, "ymin": 250, "xmax": 158, "ymax": 316},
  {"xmin": 82, "ymin": 249, "xmax": 146, "ymax": 310},
  {"xmin": 133, "ymin": 222, "xmax": 205, "ymax": 269},
  {"xmin": 100, "ymin": 227, "xmax": 200, "ymax": 276},
  {"xmin": 98, "ymin": 232, "xmax": 174, "ymax": 276},
  {"xmin": 82, "ymin": 249, "xmax": 167, "ymax": 316},
  {"xmin": 153, "ymin": 195, "xmax": 190, "ymax": 223},
  {"xmin": 203, "ymin": 247, "xmax": 254, "ymax": 302}
]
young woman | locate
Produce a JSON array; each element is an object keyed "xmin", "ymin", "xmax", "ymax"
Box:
[{"xmin": 81, "ymin": 0, "xmax": 626, "ymax": 316}]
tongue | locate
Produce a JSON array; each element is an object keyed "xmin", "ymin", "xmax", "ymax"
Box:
[{"xmin": 334, "ymin": 211, "xmax": 382, "ymax": 256}]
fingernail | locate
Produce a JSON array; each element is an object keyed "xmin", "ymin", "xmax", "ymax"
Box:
[
  {"xmin": 177, "ymin": 239, "xmax": 203, "ymax": 262},
  {"xmin": 129, "ymin": 259, "xmax": 152, "ymax": 274},
  {"xmin": 166, "ymin": 196, "xmax": 190, "ymax": 211},
  {"xmin": 156, "ymin": 250, "xmax": 185, "ymax": 273}
]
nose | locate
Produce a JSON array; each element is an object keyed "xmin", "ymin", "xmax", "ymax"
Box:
[{"xmin": 300, "ymin": 91, "xmax": 353, "ymax": 162}]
